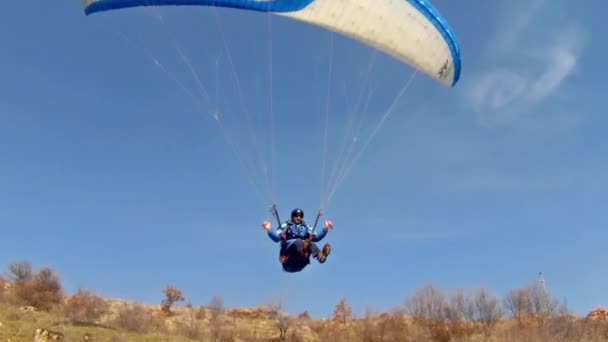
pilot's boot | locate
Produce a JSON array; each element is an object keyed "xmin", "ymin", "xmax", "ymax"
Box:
[{"xmin": 317, "ymin": 243, "xmax": 331, "ymax": 263}]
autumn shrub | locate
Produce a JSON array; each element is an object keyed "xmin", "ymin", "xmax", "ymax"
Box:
[
  {"xmin": 113, "ymin": 303, "xmax": 167, "ymax": 334},
  {"xmin": 234, "ymin": 325, "xmax": 260, "ymax": 342},
  {"xmin": 194, "ymin": 305, "xmax": 207, "ymax": 320},
  {"xmin": 358, "ymin": 309, "xmax": 410, "ymax": 342},
  {"xmin": 64, "ymin": 289, "xmax": 110, "ymax": 323},
  {"xmin": 0, "ymin": 276, "xmax": 10, "ymax": 303},
  {"xmin": 215, "ymin": 326, "xmax": 237, "ymax": 342},
  {"xmin": 305, "ymin": 298, "xmax": 357, "ymax": 342},
  {"xmin": 378, "ymin": 310, "xmax": 410, "ymax": 342},
  {"xmin": 175, "ymin": 306, "xmax": 204, "ymax": 340},
  {"xmin": 161, "ymin": 285, "xmax": 185, "ymax": 316},
  {"xmin": 404, "ymin": 284, "xmax": 506, "ymax": 341},
  {"xmin": 297, "ymin": 310, "xmax": 311, "ymax": 320},
  {"xmin": 317, "ymin": 323, "xmax": 357, "ymax": 342},
  {"xmin": 581, "ymin": 319, "xmax": 608, "ymax": 341},
  {"xmin": 206, "ymin": 316, "xmax": 237, "ymax": 342},
  {"xmin": 207, "ymin": 295, "xmax": 228, "ymax": 341},
  {"xmin": 333, "ymin": 298, "xmax": 353, "ymax": 323},
  {"xmin": 286, "ymin": 328, "xmax": 307, "ymax": 342},
  {"xmin": 267, "ymin": 297, "xmax": 294, "ymax": 342},
  {"xmin": 405, "ymin": 284, "xmax": 451, "ymax": 341},
  {"xmin": 12, "ymin": 265, "xmax": 63, "ymax": 311}
]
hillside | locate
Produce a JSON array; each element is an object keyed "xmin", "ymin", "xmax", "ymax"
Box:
[{"xmin": 0, "ymin": 260, "xmax": 607, "ymax": 341}]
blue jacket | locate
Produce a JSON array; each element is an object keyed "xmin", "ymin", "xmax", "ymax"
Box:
[{"xmin": 267, "ymin": 220, "xmax": 328, "ymax": 243}]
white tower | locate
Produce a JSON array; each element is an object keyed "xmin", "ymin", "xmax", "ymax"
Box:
[{"xmin": 538, "ymin": 272, "xmax": 546, "ymax": 292}]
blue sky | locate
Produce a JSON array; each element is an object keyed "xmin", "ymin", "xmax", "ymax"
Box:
[{"xmin": 0, "ymin": 0, "xmax": 605, "ymax": 318}]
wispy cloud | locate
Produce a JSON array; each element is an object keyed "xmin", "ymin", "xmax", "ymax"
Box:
[
  {"xmin": 527, "ymin": 27, "xmax": 584, "ymax": 101},
  {"xmin": 489, "ymin": 0, "xmax": 547, "ymax": 55},
  {"xmin": 466, "ymin": 1, "xmax": 586, "ymax": 128}
]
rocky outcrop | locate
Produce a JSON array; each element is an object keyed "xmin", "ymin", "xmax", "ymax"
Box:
[{"xmin": 586, "ymin": 307, "xmax": 608, "ymax": 321}]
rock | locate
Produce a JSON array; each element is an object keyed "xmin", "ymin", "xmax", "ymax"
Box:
[
  {"xmin": 228, "ymin": 306, "xmax": 275, "ymax": 320},
  {"xmin": 586, "ymin": 307, "xmax": 608, "ymax": 321},
  {"xmin": 33, "ymin": 328, "xmax": 64, "ymax": 341},
  {"xmin": 19, "ymin": 306, "xmax": 36, "ymax": 313}
]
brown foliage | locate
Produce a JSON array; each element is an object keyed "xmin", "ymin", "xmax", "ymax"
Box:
[
  {"xmin": 208, "ymin": 295, "xmax": 225, "ymax": 318},
  {"xmin": 161, "ymin": 285, "xmax": 185, "ymax": 316},
  {"xmin": 227, "ymin": 307, "xmax": 274, "ymax": 320},
  {"xmin": 297, "ymin": 310, "xmax": 311, "ymax": 320},
  {"xmin": 406, "ymin": 284, "xmax": 447, "ymax": 321},
  {"xmin": 308, "ymin": 313, "xmax": 608, "ymax": 342},
  {"xmin": 268, "ymin": 297, "xmax": 293, "ymax": 342},
  {"xmin": 3, "ymin": 259, "xmax": 608, "ymax": 342},
  {"xmin": 405, "ymin": 284, "xmax": 504, "ymax": 341},
  {"xmin": 175, "ymin": 305, "xmax": 205, "ymax": 340},
  {"xmin": 12, "ymin": 266, "xmax": 63, "ymax": 311},
  {"xmin": 207, "ymin": 295, "xmax": 230, "ymax": 342},
  {"xmin": 286, "ymin": 328, "xmax": 307, "ymax": 342},
  {"xmin": 113, "ymin": 303, "xmax": 167, "ymax": 334},
  {"xmin": 0, "ymin": 276, "xmax": 9, "ymax": 303},
  {"xmin": 503, "ymin": 282, "xmax": 564, "ymax": 328},
  {"xmin": 64, "ymin": 289, "xmax": 110, "ymax": 323},
  {"xmin": 333, "ymin": 298, "xmax": 353, "ymax": 324},
  {"xmin": 358, "ymin": 309, "xmax": 410, "ymax": 342},
  {"xmin": 405, "ymin": 284, "xmax": 451, "ymax": 341}
]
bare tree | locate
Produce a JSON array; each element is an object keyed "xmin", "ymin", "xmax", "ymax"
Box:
[
  {"xmin": 444, "ymin": 289, "xmax": 478, "ymax": 339},
  {"xmin": 471, "ymin": 287, "xmax": 503, "ymax": 334},
  {"xmin": 208, "ymin": 295, "xmax": 224, "ymax": 317},
  {"xmin": 504, "ymin": 288, "xmax": 532, "ymax": 326},
  {"xmin": 528, "ymin": 282, "xmax": 560, "ymax": 319},
  {"xmin": 208, "ymin": 295, "xmax": 225, "ymax": 342},
  {"xmin": 406, "ymin": 284, "xmax": 451, "ymax": 342},
  {"xmin": 405, "ymin": 284, "xmax": 448, "ymax": 323},
  {"xmin": 8, "ymin": 261, "xmax": 32, "ymax": 282},
  {"xmin": 447, "ymin": 289, "xmax": 475, "ymax": 323},
  {"xmin": 333, "ymin": 298, "xmax": 354, "ymax": 324},
  {"xmin": 269, "ymin": 297, "xmax": 292, "ymax": 342}
]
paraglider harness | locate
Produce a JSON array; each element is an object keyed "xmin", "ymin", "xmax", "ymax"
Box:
[{"xmin": 269, "ymin": 204, "xmax": 323, "ymax": 241}]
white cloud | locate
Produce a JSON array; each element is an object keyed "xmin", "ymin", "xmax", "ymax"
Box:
[
  {"xmin": 466, "ymin": 0, "xmax": 586, "ymax": 128},
  {"xmin": 469, "ymin": 69, "xmax": 528, "ymax": 126},
  {"xmin": 527, "ymin": 27, "xmax": 585, "ymax": 101},
  {"xmin": 489, "ymin": 0, "xmax": 547, "ymax": 55}
]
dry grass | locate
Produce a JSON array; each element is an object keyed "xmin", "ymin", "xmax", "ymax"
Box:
[{"xmin": 0, "ymin": 260, "xmax": 606, "ymax": 341}]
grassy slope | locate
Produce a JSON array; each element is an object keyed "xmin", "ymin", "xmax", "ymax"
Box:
[
  {"xmin": 1, "ymin": 300, "xmax": 608, "ymax": 342},
  {"xmin": 0, "ymin": 261, "xmax": 607, "ymax": 341}
]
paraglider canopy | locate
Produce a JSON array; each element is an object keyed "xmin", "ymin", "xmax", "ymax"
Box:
[{"xmin": 83, "ymin": 0, "xmax": 461, "ymax": 87}]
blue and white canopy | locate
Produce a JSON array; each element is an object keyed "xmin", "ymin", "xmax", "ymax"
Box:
[{"xmin": 84, "ymin": 0, "xmax": 462, "ymax": 87}]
